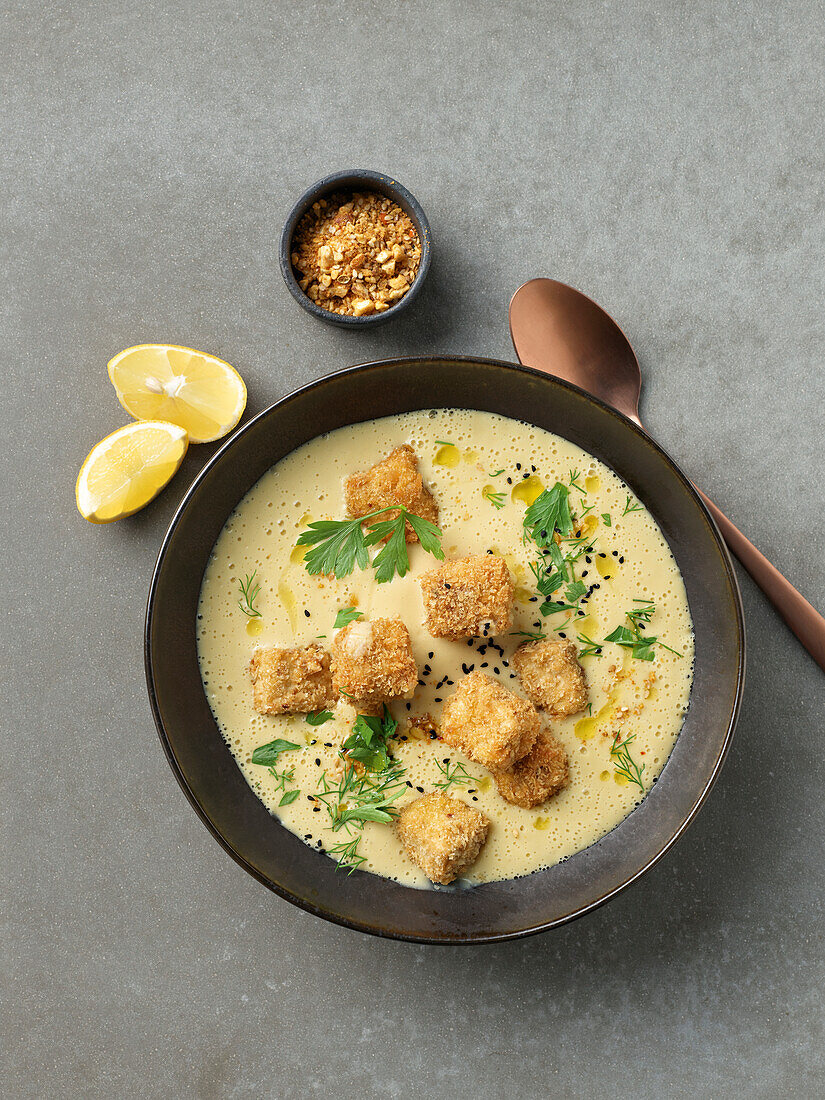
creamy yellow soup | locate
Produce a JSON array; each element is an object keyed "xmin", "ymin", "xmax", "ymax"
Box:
[{"xmin": 197, "ymin": 409, "xmax": 694, "ymax": 889}]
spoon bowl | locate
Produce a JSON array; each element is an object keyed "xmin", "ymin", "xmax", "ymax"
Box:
[{"xmin": 509, "ymin": 278, "xmax": 643, "ymax": 424}]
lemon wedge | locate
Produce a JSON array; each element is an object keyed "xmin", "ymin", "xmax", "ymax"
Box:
[
  {"xmin": 76, "ymin": 421, "xmax": 188, "ymax": 523},
  {"xmin": 108, "ymin": 344, "xmax": 247, "ymax": 443}
]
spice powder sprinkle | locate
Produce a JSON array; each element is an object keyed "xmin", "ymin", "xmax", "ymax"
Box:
[{"xmin": 290, "ymin": 191, "xmax": 422, "ymax": 317}]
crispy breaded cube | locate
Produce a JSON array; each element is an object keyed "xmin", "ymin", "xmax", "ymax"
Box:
[
  {"xmin": 511, "ymin": 639, "xmax": 588, "ymax": 717},
  {"xmin": 397, "ymin": 792, "xmax": 490, "ymax": 885},
  {"xmin": 493, "ymin": 729, "xmax": 570, "ymax": 808},
  {"xmin": 440, "ymin": 671, "xmax": 540, "ymax": 770},
  {"xmin": 248, "ymin": 643, "xmax": 333, "ymax": 715},
  {"xmin": 344, "ymin": 445, "xmax": 438, "ymax": 543},
  {"xmin": 331, "ymin": 616, "xmax": 418, "ymax": 710},
  {"xmin": 419, "ymin": 555, "xmax": 514, "ymax": 639}
]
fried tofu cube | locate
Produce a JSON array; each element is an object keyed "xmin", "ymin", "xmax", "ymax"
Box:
[
  {"xmin": 440, "ymin": 671, "xmax": 540, "ymax": 770},
  {"xmin": 511, "ymin": 639, "xmax": 588, "ymax": 717},
  {"xmin": 248, "ymin": 643, "xmax": 334, "ymax": 715},
  {"xmin": 344, "ymin": 445, "xmax": 438, "ymax": 542},
  {"xmin": 419, "ymin": 555, "xmax": 514, "ymax": 639},
  {"xmin": 493, "ymin": 729, "xmax": 570, "ymax": 808},
  {"xmin": 397, "ymin": 792, "xmax": 490, "ymax": 885},
  {"xmin": 331, "ymin": 616, "xmax": 418, "ymax": 710}
]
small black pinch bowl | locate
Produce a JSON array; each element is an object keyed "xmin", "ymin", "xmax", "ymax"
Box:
[
  {"xmin": 279, "ymin": 169, "xmax": 431, "ymax": 327},
  {"xmin": 146, "ymin": 358, "xmax": 745, "ymax": 944}
]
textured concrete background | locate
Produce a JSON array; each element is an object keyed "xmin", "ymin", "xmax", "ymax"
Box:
[{"xmin": 3, "ymin": 2, "xmax": 824, "ymax": 1097}]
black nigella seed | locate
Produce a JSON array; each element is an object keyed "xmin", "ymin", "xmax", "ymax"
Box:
[
  {"xmin": 533, "ymin": 621, "xmax": 542, "ymax": 628},
  {"xmin": 604, "ymin": 574, "xmax": 611, "ymax": 580},
  {"xmin": 516, "ymin": 462, "xmax": 522, "ymax": 470},
  {"xmin": 304, "ymin": 834, "xmax": 312, "ymax": 840},
  {"xmin": 612, "ymin": 550, "xmax": 619, "ymax": 556},
  {"xmin": 315, "ymin": 758, "xmax": 321, "ymax": 766},
  {"xmin": 416, "ymin": 786, "xmax": 425, "ymax": 793},
  {"xmin": 446, "ymin": 679, "xmax": 454, "ymax": 686},
  {"xmin": 466, "ymin": 639, "xmax": 474, "ymax": 647},
  {"xmin": 494, "ymin": 667, "xmax": 500, "ymax": 675},
  {"xmin": 599, "ymin": 552, "xmax": 607, "ymax": 558},
  {"xmin": 304, "ymin": 609, "xmax": 310, "ymax": 617},
  {"xmin": 443, "ymin": 758, "xmax": 450, "ymax": 764},
  {"xmin": 480, "ymin": 662, "xmax": 488, "ymax": 668},
  {"xmin": 406, "ymin": 780, "xmax": 413, "ymax": 788},
  {"xmin": 619, "ymin": 556, "xmax": 625, "ymax": 564},
  {"xmin": 428, "ymin": 652, "xmax": 434, "ymax": 659},
  {"xmin": 582, "ymin": 570, "xmax": 588, "ymax": 577},
  {"xmin": 585, "ymin": 556, "xmax": 592, "ymax": 564},
  {"xmin": 559, "ymin": 632, "xmax": 566, "ymax": 638},
  {"xmin": 405, "ymin": 702, "xmax": 411, "ymax": 710},
  {"xmin": 429, "ymin": 732, "xmax": 438, "ymax": 740},
  {"xmin": 444, "ymin": 582, "xmax": 451, "ymax": 590},
  {"xmin": 313, "ymin": 806, "xmax": 320, "ymax": 812},
  {"xmin": 531, "ymin": 465, "xmax": 537, "ymax": 472},
  {"xmin": 523, "ymin": 471, "xmax": 529, "ymax": 479},
  {"xmin": 529, "ymin": 596, "xmax": 538, "ymax": 603},
  {"xmin": 472, "ymin": 796, "xmax": 479, "ymax": 802},
  {"xmin": 507, "ymin": 477, "xmax": 513, "ymax": 484},
  {"xmin": 593, "ymin": 583, "xmax": 600, "ymax": 590},
  {"xmin": 435, "ymin": 697, "xmax": 442, "ymax": 703}
]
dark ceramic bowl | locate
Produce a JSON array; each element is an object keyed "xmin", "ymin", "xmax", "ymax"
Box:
[
  {"xmin": 146, "ymin": 357, "xmax": 745, "ymax": 943},
  {"xmin": 279, "ymin": 170, "xmax": 431, "ymax": 327}
]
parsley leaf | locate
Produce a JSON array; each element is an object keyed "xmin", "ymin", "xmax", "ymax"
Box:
[
  {"xmin": 306, "ymin": 710, "xmax": 333, "ymax": 726},
  {"xmin": 601, "ymin": 513, "xmax": 612, "ymax": 527},
  {"xmin": 297, "ymin": 506, "xmax": 443, "ymax": 584},
  {"xmin": 334, "ymin": 607, "xmax": 363, "ymax": 630},
  {"xmin": 251, "ymin": 739, "xmax": 300, "ymax": 766},
  {"xmin": 296, "ymin": 518, "xmax": 369, "ymax": 578},
  {"xmin": 523, "ymin": 482, "xmax": 574, "ymax": 546},
  {"xmin": 341, "ymin": 706, "xmax": 398, "ymax": 772},
  {"xmin": 279, "ymin": 789, "xmax": 301, "ymax": 806}
]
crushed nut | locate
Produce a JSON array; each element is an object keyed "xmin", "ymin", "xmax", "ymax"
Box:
[{"xmin": 291, "ymin": 191, "xmax": 422, "ymax": 317}]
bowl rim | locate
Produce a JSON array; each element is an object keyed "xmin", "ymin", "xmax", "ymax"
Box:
[
  {"xmin": 278, "ymin": 169, "xmax": 432, "ymax": 327},
  {"xmin": 145, "ymin": 356, "xmax": 746, "ymax": 944}
]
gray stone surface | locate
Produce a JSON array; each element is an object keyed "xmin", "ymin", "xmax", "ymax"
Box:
[{"xmin": 2, "ymin": 1, "xmax": 824, "ymax": 1096}]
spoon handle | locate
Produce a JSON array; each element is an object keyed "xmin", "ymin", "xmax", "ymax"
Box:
[{"xmin": 696, "ymin": 487, "xmax": 825, "ymax": 670}]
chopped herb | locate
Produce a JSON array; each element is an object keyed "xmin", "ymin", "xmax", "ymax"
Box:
[
  {"xmin": 523, "ymin": 482, "xmax": 574, "ymax": 546},
  {"xmin": 327, "ymin": 836, "xmax": 367, "ymax": 874},
  {"xmin": 315, "ymin": 761, "xmax": 407, "ymax": 872},
  {"xmin": 237, "ymin": 571, "xmax": 262, "ymax": 618},
  {"xmin": 490, "ymin": 468, "xmax": 505, "ymax": 477},
  {"xmin": 296, "ymin": 505, "xmax": 443, "ymax": 583},
  {"xmin": 603, "ymin": 600, "xmax": 682, "ymax": 660},
  {"xmin": 482, "ymin": 485, "xmax": 506, "ymax": 509},
  {"xmin": 622, "ymin": 494, "xmax": 643, "ymax": 516},
  {"xmin": 434, "ymin": 440, "xmax": 454, "ymax": 446},
  {"xmin": 306, "ymin": 710, "xmax": 333, "ymax": 726},
  {"xmin": 568, "ymin": 468, "xmax": 587, "ymax": 495},
  {"xmin": 334, "ymin": 606, "xmax": 363, "ymax": 629},
  {"xmin": 433, "ymin": 759, "xmax": 478, "ymax": 791},
  {"xmin": 341, "ymin": 705, "xmax": 398, "ymax": 772},
  {"xmin": 601, "ymin": 513, "xmax": 612, "ymax": 527},
  {"xmin": 279, "ymin": 789, "xmax": 301, "ymax": 806},
  {"xmin": 251, "ymin": 738, "xmax": 300, "ymax": 766},
  {"xmin": 510, "ymin": 629, "xmax": 548, "ymax": 641},
  {"xmin": 576, "ymin": 633, "xmax": 603, "ymax": 657},
  {"xmin": 610, "ymin": 732, "xmax": 646, "ymax": 790}
]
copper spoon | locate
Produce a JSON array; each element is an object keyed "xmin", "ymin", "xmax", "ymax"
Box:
[{"xmin": 509, "ymin": 277, "xmax": 825, "ymax": 671}]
